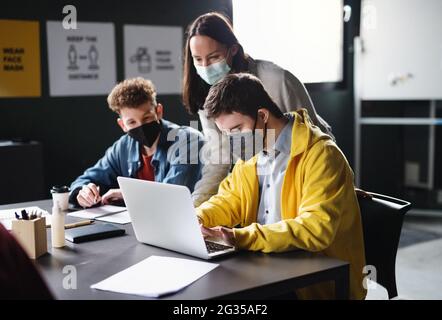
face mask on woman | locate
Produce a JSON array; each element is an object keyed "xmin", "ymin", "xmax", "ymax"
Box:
[{"xmin": 194, "ymin": 58, "xmax": 231, "ymax": 85}]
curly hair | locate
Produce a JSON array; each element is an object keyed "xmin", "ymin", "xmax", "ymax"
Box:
[{"xmin": 107, "ymin": 77, "xmax": 157, "ymax": 113}]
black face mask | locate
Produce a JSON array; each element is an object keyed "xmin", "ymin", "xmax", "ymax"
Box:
[{"xmin": 127, "ymin": 120, "xmax": 162, "ymax": 148}]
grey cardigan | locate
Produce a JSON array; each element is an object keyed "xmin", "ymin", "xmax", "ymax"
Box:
[{"xmin": 192, "ymin": 58, "xmax": 333, "ymax": 206}]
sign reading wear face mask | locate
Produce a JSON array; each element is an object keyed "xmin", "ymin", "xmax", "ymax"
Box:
[
  {"xmin": 0, "ymin": 20, "xmax": 41, "ymax": 97},
  {"xmin": 46, "ymin": 21, "xmax": 116, "ymax": 96},
  {"xmin": 123, "ymin": 25, "xmax": 182, "ymax": 94}
]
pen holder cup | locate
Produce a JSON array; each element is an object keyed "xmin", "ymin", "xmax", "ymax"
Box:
[{"xmin": 11, "ymin": 217, "xmax": 48, "ymax": 259}]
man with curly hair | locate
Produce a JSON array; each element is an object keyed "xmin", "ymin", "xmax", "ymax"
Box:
[{"xmin": 70, "ymin": 77, "xmax": 204, "ymax": 208}]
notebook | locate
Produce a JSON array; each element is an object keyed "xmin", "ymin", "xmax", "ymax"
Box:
[
  {"xmin": 67, "ymin": 205, "xmax": 126, "ymax": 219},
  {"xmin": 65, "ymin": 223, "xmax": 125, "ymax": 243},
  {"xmin": 95, "ymin": 211, "xmax": 131, "ymax": 224}
]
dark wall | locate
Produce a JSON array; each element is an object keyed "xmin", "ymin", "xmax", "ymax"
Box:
[
  {"xmin": 308, "ymin": 0, "xmax": 361, "ymax": 167},
  {"xmin": 360, "ymin": 100, "xmax": 442, "ymax": 209},
  {"xmin": 0, "ymin": 0, "xmax": 232, "ymax": 201},
  {"xmin": 0, "ymin": 0, "xmax": 360, "ymax": 202}
]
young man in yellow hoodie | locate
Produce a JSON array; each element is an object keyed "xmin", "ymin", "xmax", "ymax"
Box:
[{"xmin": 196, "ymin": 73, "xmax": 367, "ymax": 300}]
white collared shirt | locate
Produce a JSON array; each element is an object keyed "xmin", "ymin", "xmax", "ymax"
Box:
[{"xmin": 256, "ymin": 117, "xmax": 293, "ymax": 225}]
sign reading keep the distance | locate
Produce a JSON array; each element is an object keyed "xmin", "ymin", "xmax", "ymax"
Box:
[{"xmin": 46, "ymin": 21, "xmax": 116, "ymax": 96}]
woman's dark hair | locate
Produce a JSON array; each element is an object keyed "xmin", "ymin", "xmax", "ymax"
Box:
[
  {"xmin": 204, "ymin": 73, "xmax": 284, "ymax": 120},
  {"xmin": 182, "ymin": 12, "xmax": 249, "ymax": 115}
]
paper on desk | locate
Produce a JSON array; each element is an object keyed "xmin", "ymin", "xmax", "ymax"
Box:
[
  {"xmin": 68, "ymin": 205, "xmax": 126, "ymax": 219},
  {"xmin": 95, "ymin": 210, "xmax": 131, "ymax": 224},
  {"xmin": 91, "ymin": 256, "xmax": 218, "ymax": 298},
  {"xmin": 0, "ymin": 206, "xmax": 51, "ymax": 230}
]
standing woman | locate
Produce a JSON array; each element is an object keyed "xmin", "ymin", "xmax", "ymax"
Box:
[{"xmin": 183, "ymin": 12, "xmax": 333, "ymax": 206}]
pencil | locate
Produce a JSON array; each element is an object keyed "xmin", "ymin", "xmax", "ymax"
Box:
[
  {"xmin": 46, "ymin": 220, "xmax": 94, "ymax": 229},
  {"xmin": 65, "ymin": 220, "xmax": 94, "ymax": 229}
]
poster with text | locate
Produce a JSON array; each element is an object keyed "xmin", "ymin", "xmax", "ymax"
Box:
[
  {"xmin": 124, "ymin": 25, "xmax": 183, "ymax": 95},
  {"xmin": 46, "ymin": 21, "xmax": 116, "ymax": 96},
  {"xmin": 0, "ymin": 20, "xmax": 41, "ymax": 97}
]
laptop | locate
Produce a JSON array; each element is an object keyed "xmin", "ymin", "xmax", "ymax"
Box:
[{"xmin": 117, "ymin": 177, "xmax": 236, "ymax": 260}]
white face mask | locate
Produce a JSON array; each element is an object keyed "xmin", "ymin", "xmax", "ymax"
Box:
[{"xmin": 194, "ymin": 58, "xmax": 231, "ymax": 85}]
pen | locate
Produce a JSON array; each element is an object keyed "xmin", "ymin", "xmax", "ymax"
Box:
[
  {"xmin": 21, "ymin": 209, "xmax": 29, "ymax": 220},
  {"xmin": 94, "ymin": 186, "xmax": 101, "ymax": 204},
  {"xmin": 65, "ymin": 220, "xmax": 94, "ymax": 229},
  {"xmin": 29, "ymin": 212, "xmax": 37, "ymax": 220},
  {"xmin": 46, "ymin": 220, "xmax": 94, "ymax": 229}
]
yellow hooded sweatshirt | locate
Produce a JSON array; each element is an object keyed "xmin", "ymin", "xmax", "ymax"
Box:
[{"xmin": 196, "ymin": 109, "xmax": 366, "ymax": 300}]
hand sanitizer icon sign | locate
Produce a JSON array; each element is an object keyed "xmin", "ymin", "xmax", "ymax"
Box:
[{"xmin": 130, "ymin": 47, "xmax": 151, "ymax": 73}]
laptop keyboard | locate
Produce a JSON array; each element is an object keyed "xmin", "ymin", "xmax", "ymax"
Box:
[{"xmin": 205, "ymin": 240, "xmax": 233, "ymax": 253}]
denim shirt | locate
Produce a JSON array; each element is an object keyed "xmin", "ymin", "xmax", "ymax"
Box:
[{"xmin": 69, "ymin": 119, "xmax": 204, "ymax": 205}]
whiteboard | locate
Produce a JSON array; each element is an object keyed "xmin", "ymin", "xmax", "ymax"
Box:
[{"xmin": 358, "ymin": 0, "xmax": 442, "ymax": 100}]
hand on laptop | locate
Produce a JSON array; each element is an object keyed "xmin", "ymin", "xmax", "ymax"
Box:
[
  {"xmin": 77, "ymin": 183, "xmax": 101, "ymax": 208},
  {"xmin": 101, "ymin": 188, "xmax": 123, "ymax": 205},
  {"xmin": 200, "ymin": 225, "xmax": 236, "ymax": 247}
]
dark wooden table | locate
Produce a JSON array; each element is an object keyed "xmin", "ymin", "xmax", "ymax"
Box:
[{"xmin": 1, "ymin": 199, "xmax": 350, "ymax": 300}]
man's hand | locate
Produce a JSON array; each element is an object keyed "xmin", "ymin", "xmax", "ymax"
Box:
[
  {"xmin": 200, "ymin": 224, "xmax": 236, "ymax": 247},
  {"xmin": 77, "ymin": 183, "xmax": 101, "ymax": 208},
  {"xmin": 101, "ymin": 188, "xmax": 123, "ymax": 205}
]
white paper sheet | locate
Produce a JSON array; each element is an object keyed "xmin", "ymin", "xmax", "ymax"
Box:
[
  {"xmin": 91, "ymin": 256, "xmax": 218, "ymax": 298},
  {"xmin": 95, "ymin": 210, "xmax": 131, "ymax": 224},
  {"xmin": 68, "ymin": 205, "xmax": 126, "ymax": 219},
  {"xmin": 0, "ymin": 206, "xmax": 51, "ymax": 230}
]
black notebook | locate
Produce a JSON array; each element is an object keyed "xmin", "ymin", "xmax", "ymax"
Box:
[{"xmin": 65, "ymin": 223, "xmax": 125, "ymax": 243}]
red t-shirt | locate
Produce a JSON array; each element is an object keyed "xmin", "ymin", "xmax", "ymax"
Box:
[{"xmin": 137, "ymin": 153, "xmax": 155, "ymax": 181}]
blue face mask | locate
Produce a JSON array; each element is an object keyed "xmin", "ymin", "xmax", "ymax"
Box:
[{"xmin": 194, "ymin": 58, "xmax": 231, "ymax": 85}]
